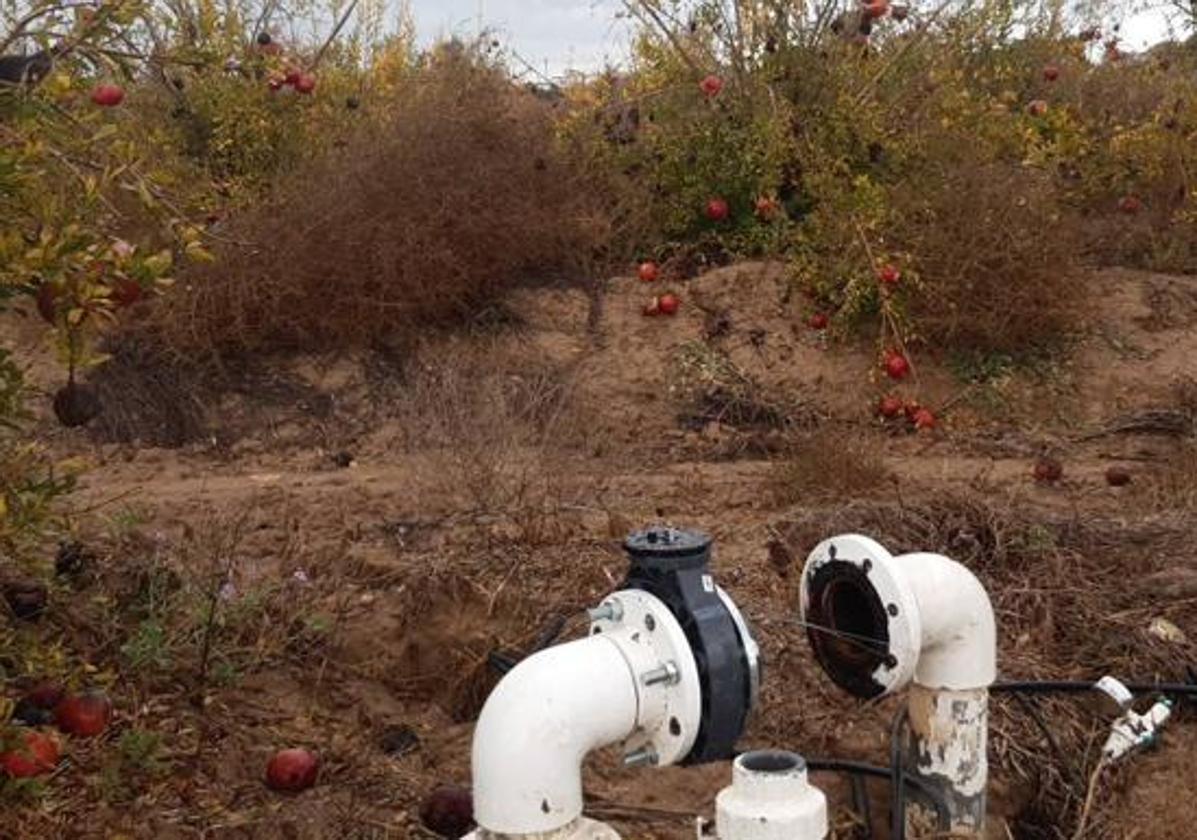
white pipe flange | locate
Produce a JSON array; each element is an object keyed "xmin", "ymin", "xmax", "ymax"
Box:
[{"xmin": 589, "ymin": 589, "xmax": 703, "ymax": 766}]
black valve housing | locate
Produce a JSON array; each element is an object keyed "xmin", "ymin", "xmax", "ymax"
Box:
[{"xmin": 621, "ymin": 526, "xmax": 757, "ymax": 765}]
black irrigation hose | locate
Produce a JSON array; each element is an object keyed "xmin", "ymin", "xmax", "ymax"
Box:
[
  {"xmin": 992, "ymin": 680, "xmax": 1197, "ymax": 697},
  {"xmin": 890, "ymin": 704, "xmax": 909, "ymax": 840}
]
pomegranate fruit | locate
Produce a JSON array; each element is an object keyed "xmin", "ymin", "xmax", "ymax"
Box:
[
  {"xmin": 1027, "ymin": 99, "xmax": 1048, "ymax": 117},
  {"xmin": 878, "ymin": 396, "xmax": 904, "ymax": 419},
  {"xmin": 90, "ymin": 83, "xmax": 124, "ymax": 107},
  {"xmin": 1118, "ymin": 195, "xmax": 1143, "ymax": 215},
  {"xmin": 1043, "ymin": 64, "xmax": 1060, "ymax": 82},
  {"xmin": 1105, "ymin": 467, "xmax": 1132, "ymax": 487},
  {"xmin": 704, "ymin": 197, "xmax": 730, "ymax": 222},
  {"xmin": 294, "ymin": 73, "xmax": 316, "ymax": 94},
  {"xmin": 265, "ymin": 748, "xmax": 319, "ymax": 792},
  {"xmin": 808, "ymin": 313, "xmax": 829, "ymax": 330},
  {"xmin": 699, "ymin": 74, "xmax": 723, "ymax": 97},
  {"xmin": 1032, "ymin": 457, "xmax": 1064, "ymax": 484},
  {"xmin": 420, "ymin": 785, "xmax": 475, "ymax": 838},
  {"xmin": 0, "ymin": 731, "xmax": 59, "ymax": 778},
  {"xmin": 658, "ymin": 293, "xmax": 681, "ymax": 316},
  {"xmin": 877, "ymin": 264, "xmax": 900, "ymax": 287},
  {"xmin": 54, "ymin": 691, "xmax": 112, "ymax": 737},
  {"xmin": 912, "ymin": 408, "xmax": 937, "ymax": 431},
  {"xmin": 3, "ymin": 581, "xmax": 47, "ymax": 621},
  {"xmin": 53, "ymin": 382, "xmax": 102, "ymax": 429},
  {"xmin": 882, "ymin": 351, "xmax": 910, "ymax": 380},
  {"xmin": 638, "ymin": 261, "xmax": 659, "ymax": 282}
]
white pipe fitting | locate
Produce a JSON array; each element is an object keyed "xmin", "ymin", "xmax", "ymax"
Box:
[
  {"xmin": 714, "ymin": 751, "xmax": 828, "ymax": 840},
  {"xmin": 800, "ymin": 535, "xmax": 995, "ymax": 698},
  {"xmin": 799, "ymin": 534, "xmax": 996, "ymax": 836},
  {"xmin": 469, "ymin": 590, "xmax": 703, "ymax": 839}
]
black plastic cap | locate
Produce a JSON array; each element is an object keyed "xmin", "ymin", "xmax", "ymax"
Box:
[{"xmin": 624, "ymin": 527, "xmax": 712, "ymax": 570}]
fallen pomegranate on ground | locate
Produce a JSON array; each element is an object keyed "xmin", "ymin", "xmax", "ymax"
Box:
[
  {"xmin": 1043, "ymin": 64, "xmax": 1060, "ymax": 82},
  {"xmin": 877, "ymin": 395, "xmax": 904, "ymax": 419},
  {"xmin": 1105, "ymin": 466, "xmax": 1133, "ymax": 487},
  {"xmin": 1032, "ymin": 457, "xmax": 1064, "ymax": 484},
  {"xmin": 54, "ymin": 691, "xmax": 112, "ymax": 737},
  {"xmin": 265, "ymin": 748, "xmax": 319, "ymax": 792},
  {"xmin": 705, "ymin": 197, "xmax": 730, "ymax": 222},
  {"xmin": 0, "ymin": 731, "xmax": 59, "ymax": 778},
  {"xmin": 699, "ymin": 74, "xmax": 723, "ymax": 97},
  {"xmin": 808, "ymin": 313, "xmax": 829, "ymax": 330},
  {"xmin": 420, "ymin": 785, "xmax": 475, "ymax": 838},
  {"xmin": 877, "ymin": 264, "xmax": 900, "ymax": 287},
  {"xmin": 658, "ymin": 293, "xmax": 681, "ymax": 316},
  {"xmin": 637, "ymin": 261, "xmax": 659, "ymax": 282},
  {"xmin": 1118, "ymin": 195, "xmax": 1143, "ymax": 215},
  {"xmin": 3, "ymin": 581, "xmax": 47, "ymax": 621},
  {"xmin": 1026, "ymin": 99, "xmax": 1048, "ymax": 117},
  {"xmin": 912, "ymin": 407, "xmax": 937, "ymax": 431}
]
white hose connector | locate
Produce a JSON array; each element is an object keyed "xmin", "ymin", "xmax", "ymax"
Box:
[
  {"xmin": 470, "ymin": 590, "xmax": 702, "ymax": 839},
  {"xmin": 800, "ymin": 534, "xmax": 996, "ymax": 836},
  {"xmin": 713, "ymin": 751, "xmax": 828, "ymax": 840}
]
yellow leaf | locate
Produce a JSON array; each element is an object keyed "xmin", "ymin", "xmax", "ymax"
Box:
[
  {"xmin": 67, "ymin": 308, "xmax": 86, "ymax": 326},
  {"xmin": 185, "ymin": 242, "xmax": 215, "ymax": 263}
]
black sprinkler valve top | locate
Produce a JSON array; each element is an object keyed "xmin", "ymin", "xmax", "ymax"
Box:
[
  {"xmin": 624, "ymin": 526, "xmax": 712, "ymax": 568},
  {"xmin": 621, "ymin": 525, "xmax": 759, "ymax": 767}
]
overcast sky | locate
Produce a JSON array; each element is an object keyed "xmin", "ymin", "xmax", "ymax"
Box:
[{"xmin": 406, "ymin": 2, "xmax": 1183, "ymax": 78}]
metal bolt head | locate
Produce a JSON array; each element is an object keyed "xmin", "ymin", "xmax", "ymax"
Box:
[
  {"xmin": 622, "ymin": 747, "xmax": 659, "ymax": 768},
  {"xmin": 641, "ymin": 661, "xmax": 680, "ymax": 687}
]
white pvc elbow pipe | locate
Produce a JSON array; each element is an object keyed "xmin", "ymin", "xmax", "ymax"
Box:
[
  {"xmin": 470, "ymin": 589, "xmax": 703, "ymax": 839},
  {"xmin": 471, "ymin": 634, "xmax": 638, "ymax": 836},
  {"xmin": 891, "ymin": 551, "xmax": 996, "ymax": 691}
]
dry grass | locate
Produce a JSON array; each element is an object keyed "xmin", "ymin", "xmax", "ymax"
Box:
[
  {"xmin": 386, "ymin": 336, "xmax": 596, "ymax": 545},
  {"xmin": 674, "ymin": 341, "xmax": 818, "ymax": 432},
  {"xmin": 892, "ymin": 160, "xmax": 1087, "ymax": 354},
  {"xmin": 1141, "ymin": 444, "xmax": 1197, "ymax": 513},
  {"xmin": 143, "ymin": 49, "xmax": 623, "ymax": 358},
  {"xmin": 769, "ymin": 427, "xmax": 889, "ymax": 505}
]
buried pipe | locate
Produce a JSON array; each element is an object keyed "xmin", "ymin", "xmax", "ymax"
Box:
[
  {"xmin": 800, "ymin": 534, "xmax": 996, "ymax": 836},
  {"xmin": 467, "ymin": 527, "xmax": 760, "ymax": 840}
]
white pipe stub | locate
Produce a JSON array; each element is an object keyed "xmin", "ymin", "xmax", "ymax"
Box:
[{"xmin": 713, "ymin": 751, "xmax": 828, "ymax": 840}]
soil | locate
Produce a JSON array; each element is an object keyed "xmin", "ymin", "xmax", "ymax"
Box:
[{"xmin": 2, "ymin": 262, "xmax": 1195, "ymax": 839}]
